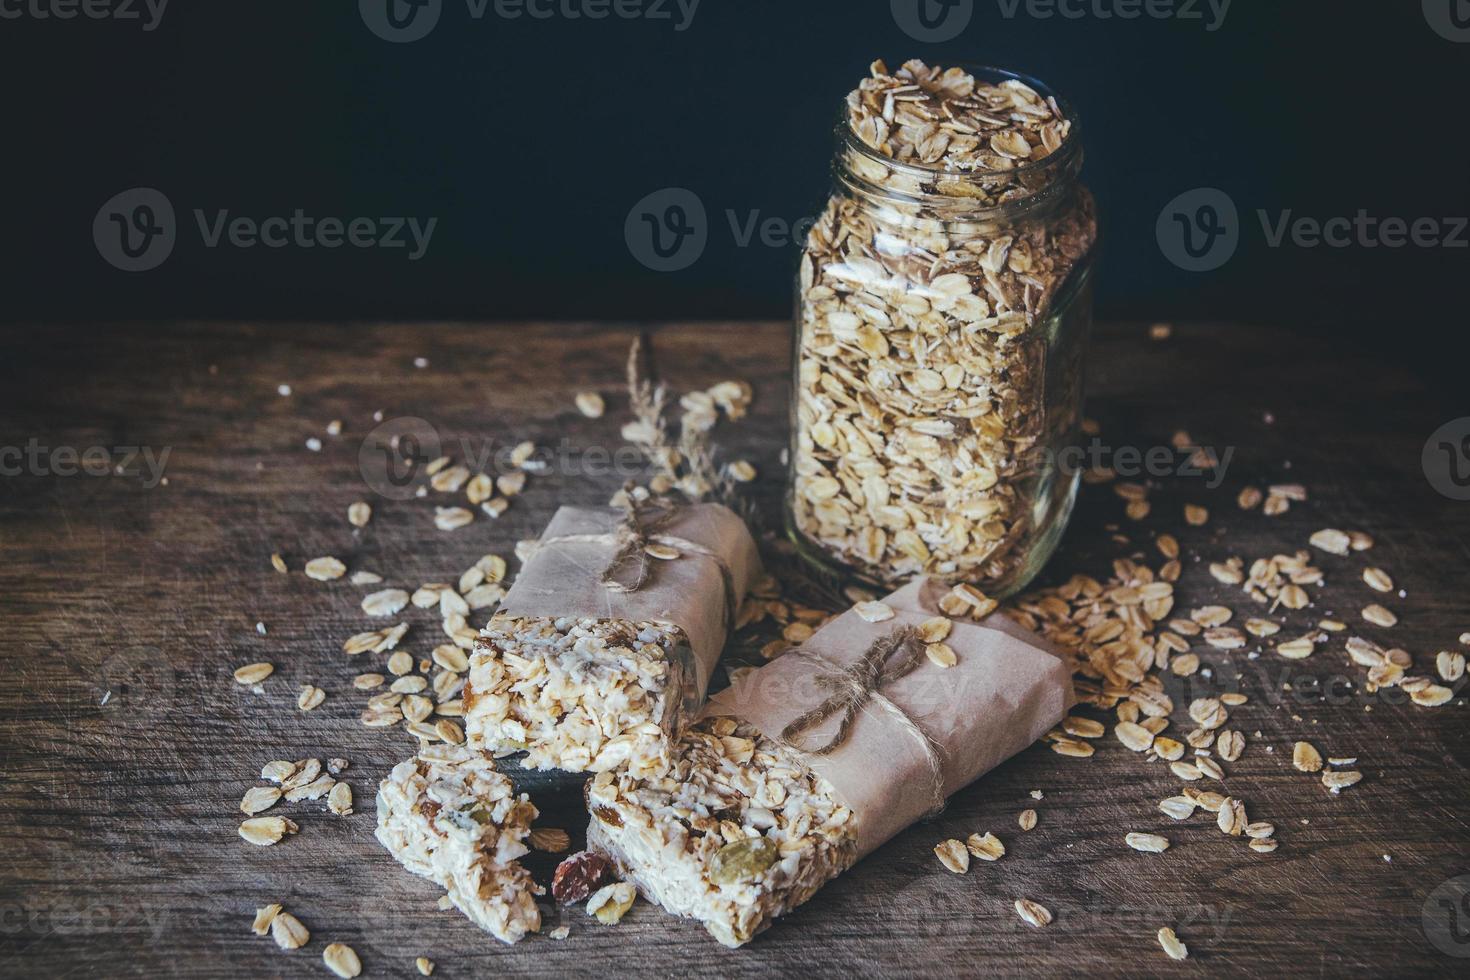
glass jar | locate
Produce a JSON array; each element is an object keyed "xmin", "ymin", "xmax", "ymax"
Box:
[{"xmin": 786, "ymin": 64, "xmax": 1097, "ymax": 597}]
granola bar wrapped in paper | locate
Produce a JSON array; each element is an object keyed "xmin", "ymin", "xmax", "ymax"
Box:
[
  {"xmin": 465, "ymin": 498, "xmax": 761, "ymax": 776},
  {"xmin": 375, "ymin": 744, "xmax": 542, "ymax": 944},
  {"xmin": 586, "ymin": 577, "xmax": 1073, "ymax": 946}
]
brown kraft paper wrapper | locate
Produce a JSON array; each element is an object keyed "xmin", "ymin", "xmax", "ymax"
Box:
[
  {"xmin": 497, "ymin": 502, "xmax": 762, "ymax": 702},
  {"xmin": 706, "ymin": 577, "xmax": 1075, "ymax": 857}
]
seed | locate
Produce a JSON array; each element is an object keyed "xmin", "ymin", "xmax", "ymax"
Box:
[
  {"xmin": 1216, "ymin": 798, "xmax": 1246, "ymax": 835},
  {"xmin": 1126, "ymin": 833, "xmax": 1169, "ymax": 853},
  {"xmin": 1362, "ymin": 604, "xmax": 1398, "ymax": 628},
  {"xmin": 1411, "ymin": 684, "xmax": 1453, "ymax": 707},
  {"xmin": 270, "ymin": 911, "xmax": 309, "ymax": 950},
  {"xmin": 1159, "ymin": 796, "xmax": 1197, "ymax": 820},
  {"xmin": 304, "ymin": 557, "xmax": 347, "ymax": 581},
  {"xmin": 234, "ymin": 662, "xmax": 274, "ymax": 685},
  {"xmin": 1158, "ymin": 926, "xmax": 1188, "ymax": 960},
  {"xmin": 1217, "ymin": 730, "xmax": 1245, "ymax": 762},
  {"xmin": 924, "ymin": 642, "xmax": 958, "ymax": 668},
  {"xmin": 918, "ymin": 616, "xmax": 953, "ymax": 643},
  {"xmin": 1277, "ymin": 636, "xmax": 1315, "ymax": 659},
  {"xmin": 966, "ymin": 832, "xmax": 1005, "ymax": 861},
  {"xmin": 575, "ymin": 391, "xmax": 606, "ymax": 418},
  {"xmin": 1116, "ymin": 722, "xmax": 1154, "ymax": 752},
  {"xmin": 434, "ymin": 506, "xmax": 474, "ymax": 531},
  {"xmin": 529, "ymin": 828, "xmax": 572, "ymax": 853},
  {"xmin": 1014, "ymin": 899, "xmax": 1052, "ymax": 928},
  {"xmin": 1279, "ymin": 584, "xmax": 1309, "ymax": 610},
  {"xmin": 362, "ymin": 588, "xmax": 410, "ymax": 617},
  {"xmin": 710, "ymin": 837, "xmax": 778, "ymax": 884},
  {"xmin": 1018, "ymin": 809, "xmax": 1038, "ymax": 831},
  {"xmin": 935, "ymin": 838, "xmax": 970, "ymax": 873},
  {"xmin": 323, "ymin": 943, "xmax": 362, "ymax": 978},
  {"xmin": 241, "ymin": 786, "xmax": 282, "ymax": 814},
  {"xmin": 1062, "ymin": 716, "xmax": 1104, "ymax": 739},
  {"xmin": 270, "ymin": 553, "xmax": 288, "ymax": 574},
  {"xmin": 1322, "ymin": 770, "xmax": 1363, "ymax": 793},
  {"xmin": 251, "ymin": 904, "xmax": 282, "ymax": 936},
  {"xmin": 1170, "ymin": 761, "xmax": 1202, "ymax": 781},
  {"xmin": 239, "ymin": 816, "xmax": 297, "ymax": 846},
  {"xmin": 1184, "ymin": 504, "xmax": 1209, "ymax": 526},
  {"xmin": 1362, "ymin": 567, "xmax": 1394, "ymax": 593},
  {"xmin": 1309, "ymin": 528, "xmax": 1351, "ymax": 556},
  {"xmin": 1156, "ymin": 534, "xmax": 1179, "ymax": 559},
  {"xmin": 851, "ymin": 600, "xmax": 895, "ymax": 624},
  {"xmin": 1293, "ymin": 741, "xmax": 1323, "ymax": 772},
  {"xmin": 297, "ymin": 685, "xmax": 325, "ymax": 712},
  {"xmin": 327, "ymin": 781, "xmax": 353, "ymax": 816}
]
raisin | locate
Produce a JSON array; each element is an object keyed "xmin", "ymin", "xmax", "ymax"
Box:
[{"xmin": 552, "ymin": 850, "xmax": 614, "ymax": 904}]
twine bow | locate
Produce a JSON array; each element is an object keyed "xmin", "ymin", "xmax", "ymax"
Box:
[
  {"xmin": 779, "ymin": 624, "xmax": 948, "ymax": 817},
  {"xmin": 533, "ymin": 491, "xmax": 740, "ymax": 630}
]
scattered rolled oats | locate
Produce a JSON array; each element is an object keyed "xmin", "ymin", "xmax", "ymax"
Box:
[
  {"xmin": 239, "ymin": 816, "xmax": 298, "ymax": 846},
  {"xmin": 1216, "ymin": 798, "xmax": 1246, "ymax": 836},
  {"xmin": 1292, "ymin": 741, "xmax": 1323, "ymax": 773},
  {"xmin": 1014, "ymin": 899, "xmax": 1053, "ymax": 928},
  {"xmin": 415, "ymin": 957, "xmax": 434, "ymax": 975},
  {"xmin": 270, "ymin": 911, "xmax": 310, "ymax": 950},
  {"xmin": 1126, "ymin": 833, "xmax": 1169, "ymax": 853},
  {"xmin": 853, "ymin": 600, "xmax": 895, "ymax": 623},
  {"xmin": 434, "ymin": 507, "xmax": 474, "ymax": 531},
  {"xmin": 935, "ymin": 838, "xmax": 970, "ymax": 873},
  {"xmin": 327, "ymin": 781, "xmax": 353, "ymax": 816},
  {"xmin": 1362, "ymin": 567, "xmax": 1394, "ymax": 593},
  {"xmin": 1322, "ymin": 770, "xmax": 1363, "ymax": 793},
  {"xmin": 305, "ymin": 557, "xmax": 346, "ymax": 581},
  {"xmin": 241, "ymin": 786, "xmax": 282, "ymax": 814},
  {"xmin": 1018, "ymin": 809, "xmax": 1038, "ymax": 832},
  {"xmin": 251, "ymin": 904, "xmax": 282, "ymax": 936},
  {"xmin": 1157, "ymin": 926, "xmax": 1188, "ymax": 960},
  {"xmin": 1309, "ymin": 528, "xmax": 1351, "ymax": 556},
  {"xmin": 297, "ymin": 685, "xmax": 326, "ymax": 712},
  {"xmin": 925, "ymin": 642, "xmax": 958, "ymax": 668},
  {"xmin": 576, "ymin": 391, "xmax": 606, "ymax": 418},
  {"xmin": 966, "ymin": 832, "xmax": 1005, "ymax": 861},
  {"xmin": 234, "ymin": 662, "xmax": 274, "ymax": 685},
  {"xmin": 1362, "ymin": 604, "xmax": 1398, "ymax": 628},
  {"xmin": 348, "ymin": 501, "xmax": 371, "ymax": 527},
  {"xmin": 322, "ymin": 943, "xmax": 361, "ymax": 979},
  {"xmin": 362, "ymin": 588, "xmax": 409, "ymax": 617}
]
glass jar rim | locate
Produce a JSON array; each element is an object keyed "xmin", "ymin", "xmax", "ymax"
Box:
[{"xmin": 836, "ymin": 64, "xmax": 1082, "ymax": 193}]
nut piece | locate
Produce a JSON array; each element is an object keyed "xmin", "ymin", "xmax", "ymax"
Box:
[
  {"xmin": 934, "ymin": 838, "xmax": 970, "ymax": 873},
  {"xmin": 1158, "ymin": 926, "xmax": 1189, "ymax": 960},
  {"xmin": 586, "ymin": 882, "xmax": 637, "ymax": 925},
  {"xmin": 322, "ymin": 943, "xmax": 362, "ymax": 978},
  {"xmin": 270, "ymin": 911, "xmax": 310, "ymax": 950},
  {"xmin": 1014, "ymin": 899, "xmax": 1053, "ymax": 928},
  {"xmin": 552, "ymin": 850, "xmax": 614, "ymax": 904}
]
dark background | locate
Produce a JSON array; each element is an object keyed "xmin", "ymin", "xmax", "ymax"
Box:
[{"xmin": 2, "ymin": 0, "xmax": 1467, "ymax": 378}]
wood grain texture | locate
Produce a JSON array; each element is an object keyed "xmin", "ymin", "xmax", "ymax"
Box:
[{"xmin": 1, "ymin": 321, "xmax": 1467, "ymax": 978}]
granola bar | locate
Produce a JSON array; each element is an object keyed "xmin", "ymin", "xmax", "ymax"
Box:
[
  {"xmin": 584, "ymin": 717, "xmax": 858, "ymax": 947},
  {"xmin": 374, "ymin": 744, "xmax": 542, "ymax": 944},
  {"xmin": 465, "ymin": 616, "xmax": 695, "ymax": 776}
]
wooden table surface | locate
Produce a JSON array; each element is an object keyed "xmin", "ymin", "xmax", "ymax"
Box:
[{"xmin": 2, "ymin": 321, "xmax": 1467, "ymax": 978}]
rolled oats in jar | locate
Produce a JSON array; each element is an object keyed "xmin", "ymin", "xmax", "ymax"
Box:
[{"xmin": 787, "ymin": 59, "xmax": 1098, "ymax": 596}]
